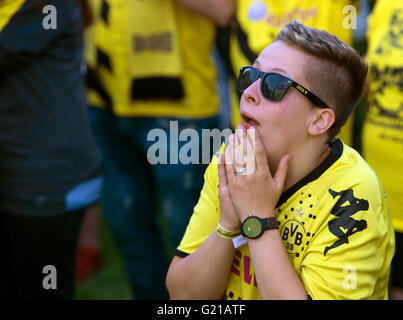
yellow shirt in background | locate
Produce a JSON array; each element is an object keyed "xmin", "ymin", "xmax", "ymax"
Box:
[
  {"xmin": 362, "ymin": 0, "xmax": 403, "ymax": 232},
  {"xmin": 87, "ymin": 0, "xmax": 219, "ymax": 119}
]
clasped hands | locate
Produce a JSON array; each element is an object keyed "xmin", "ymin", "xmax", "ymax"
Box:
[{"xmin": 218, "ymin": 124, "xmax": 292, "ymax": 233}]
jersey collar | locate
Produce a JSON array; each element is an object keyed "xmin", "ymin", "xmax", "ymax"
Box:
[{"xmin": 276, "ymin": 139, "xmax": 344, "ymax": 208}]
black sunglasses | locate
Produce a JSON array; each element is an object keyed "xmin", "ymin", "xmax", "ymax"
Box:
[{"xmin": 237, "ymin": 66, "xmax": 330, "ymax": 109}]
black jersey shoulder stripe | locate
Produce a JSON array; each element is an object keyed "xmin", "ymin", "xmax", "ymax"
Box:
[
  {"xmin": 276, "ymin": 139, "xmax": 344, "ymax": 207},
  {"xmin": 235, "ymin": 18, "xmax": 258, "ymax": 65}
]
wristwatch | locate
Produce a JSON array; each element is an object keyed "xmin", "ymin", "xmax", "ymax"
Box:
[{"xmin": 241, "ymin": 215, "xmax": 279, "ymax": 239}]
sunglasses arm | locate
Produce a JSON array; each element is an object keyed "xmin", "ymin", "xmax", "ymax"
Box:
[{"xmin": 291, "ymin": 82, "xmax": 330, "ymax": 109}]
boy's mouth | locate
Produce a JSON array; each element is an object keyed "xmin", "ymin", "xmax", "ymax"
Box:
[{"xmin": 240, "ymin": 112, "xmax": 259, "ymax": 127}]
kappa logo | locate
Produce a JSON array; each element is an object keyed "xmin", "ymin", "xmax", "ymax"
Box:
[{"xmin": 324, "ymin": 188, "xmax": 369, "ymax": 256}]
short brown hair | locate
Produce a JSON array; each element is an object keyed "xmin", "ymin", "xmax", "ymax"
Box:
[{"xmin": 275, "ymin": 20, "xmax": 368, "ymax": 139}]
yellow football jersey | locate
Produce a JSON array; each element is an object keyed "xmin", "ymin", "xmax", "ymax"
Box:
[
  {"xmin": 229, "ymin": 0, "xmax": 359, "ymax": 145},
  {"xmin": 177, "ymin": 140, "xmax": 395, "ymax": 299},
  {"xmin": 362, "ymin": 0, "xmax": 403, "ymax": 233}
]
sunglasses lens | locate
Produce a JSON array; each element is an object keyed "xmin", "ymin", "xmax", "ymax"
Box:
[
  {"xmin": 238, "ymin": 67, "xmax": 293, "ymax": 102},
  {"xmin": 262, "ymin": 74, "xmax": 290, "ymax": 101},
  {"xmin": 238, "ymin": 67, "xmax": 258, "ymax": 91}
]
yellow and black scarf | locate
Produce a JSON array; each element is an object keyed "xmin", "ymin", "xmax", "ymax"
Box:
[{"xmin": 128, "ymin": 0, "xmax": 184, "ymax": 100}]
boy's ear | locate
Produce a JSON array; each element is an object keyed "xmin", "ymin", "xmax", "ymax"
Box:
[{"xmin": 308, "ymin": 108, "xmax": 335, "ymax": 136}]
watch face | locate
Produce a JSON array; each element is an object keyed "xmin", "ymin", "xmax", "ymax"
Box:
[{"xmin": 242, "ymin": 216, "xmax": 262, "ymax": 239}]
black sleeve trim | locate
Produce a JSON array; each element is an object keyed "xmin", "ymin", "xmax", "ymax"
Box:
[
  {"xmin": 175, "ymin": 249, "xmax": 190, "ymax": 258},
  {"xmin": 307, "ymin": 294, "xmax": 313, "ymax": 300}
]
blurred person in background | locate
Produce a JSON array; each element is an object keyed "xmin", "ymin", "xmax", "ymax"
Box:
[
  {"xmin": 86, "ymin": 0, "xmax": 234, "ymax": 299},
  {"xmin": 75, "ymin": 0, "xmax": 104, "ymax": 285},
  {"xmin": 221, "ymin": 0, "xmax": 361, "ymax": 147},
  {"xmin": 362, "ymin": 0, "xmax": 403, "ymax": 300},
  {"xmin": 0, "ymin": 0, "xmax": 102, "ymax": 299}
]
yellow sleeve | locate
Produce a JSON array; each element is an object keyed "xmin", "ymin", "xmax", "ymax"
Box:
[
  {"xmin": 0, "ymin": 0, "xmax": 26, "ymax": 32},
  {"xmin": 300, "ymin": 180, "xmax": 394, "ymax": 299},
  {"xmin": 176, "ymin": 154, "xmax": 221, "ymax": 256}
]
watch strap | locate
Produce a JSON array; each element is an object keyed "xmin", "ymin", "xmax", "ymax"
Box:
[
  {"xmin": 261, "ymin": 217, "xmax": 279, "ymax": 230},
  {"xmin": 241, "ymin": 215, "xmax": 279, "ymax": 239}
]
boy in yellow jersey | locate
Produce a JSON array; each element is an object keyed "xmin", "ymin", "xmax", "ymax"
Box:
[
  {"xmin": 362, "ymin": 0, "xmax": 403, "ymax": 299},
  {"xmin": 166, "ymin": 20, "xmax": 394, "ymax": 300},
  {"xmin": 227, "ymin": 0, "xmax": 360, "ymax": 146}
]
